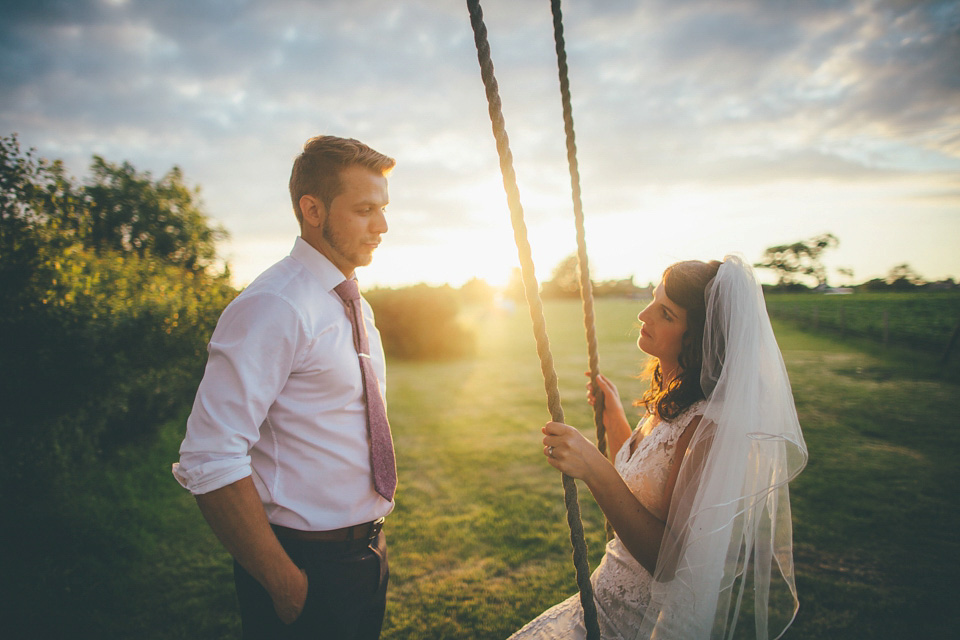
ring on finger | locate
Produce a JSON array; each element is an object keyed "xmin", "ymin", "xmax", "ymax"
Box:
[{"xmin": 548, "ymin": 446, "xmax": 555, "ymax": 457}]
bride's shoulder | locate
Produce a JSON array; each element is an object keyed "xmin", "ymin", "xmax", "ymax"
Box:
[{"xmin": 675, "ymin": 399, "xmax": 707, "ymax": 427}]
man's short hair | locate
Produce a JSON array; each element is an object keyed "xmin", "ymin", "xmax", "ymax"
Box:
[{"xmin": 289, "ymin": 136, "xmax": 396, "ymax": 223}]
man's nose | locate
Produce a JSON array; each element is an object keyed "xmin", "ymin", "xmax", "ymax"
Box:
[{"xmin": 372, "ymin": 210, "xmax": 388, "ymax": 234}]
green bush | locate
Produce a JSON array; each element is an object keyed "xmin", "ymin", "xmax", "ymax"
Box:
[
  {"xmin": 0, "ymin": 135, "xmax": 237, "ymax": 502},
  {"xmin": 365, "ymin": 284, "xmax": 476, "ymax": 360},
  {"xmin": 1, "ymin": 244, "xmax": 237, "ymax": 500}
]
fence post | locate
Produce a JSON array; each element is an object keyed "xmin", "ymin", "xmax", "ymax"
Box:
[
  {"xmin": 941, "ymin": 316, "xmax": 960, "ymax": 366},
  {"xmin": 882, "ymin": 309, "xmax": 889, "ymax": 347}
]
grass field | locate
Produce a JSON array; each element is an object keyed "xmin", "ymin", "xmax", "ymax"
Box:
[
  {"xmin": 8, "ymin": 298, "xmax": 959, "ymax": 638},
  {"xmin": 765, "ymin": 291, "xmax": 960, "ymax": 352}
]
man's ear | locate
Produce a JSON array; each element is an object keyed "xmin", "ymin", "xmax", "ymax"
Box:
[{"xmin": 299, "ymin": 194, "xmax": 325, "ymax": 228}]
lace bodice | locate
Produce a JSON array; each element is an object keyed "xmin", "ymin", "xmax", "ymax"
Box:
[
  {"xmin": 616, "ymin": 401, "xmax": 705, "ymax": 521},
  {"xmin": 509, "ymin": 400, "xmax": 706, "ymax": 640}
]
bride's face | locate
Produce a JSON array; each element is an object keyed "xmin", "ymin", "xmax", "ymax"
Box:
[{"xmin": 637, "ymin": 282, "xmax": 689, "ymax": 366}]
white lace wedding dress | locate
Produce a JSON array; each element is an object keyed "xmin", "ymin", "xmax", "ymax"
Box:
[{"xmin": 509, "ymin": 400, "xmax": 706, "ymax": 640}]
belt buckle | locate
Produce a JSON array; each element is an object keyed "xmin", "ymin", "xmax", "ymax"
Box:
[{"xmin": 368, "ymin": 517, "xmax": 385, "ymax": 540}]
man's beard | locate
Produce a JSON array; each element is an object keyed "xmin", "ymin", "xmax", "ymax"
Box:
[{"xmin": 323, "ymin": 218, "xmax": 372, "ymax": 267}]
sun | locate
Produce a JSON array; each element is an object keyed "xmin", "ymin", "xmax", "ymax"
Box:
[{"xmin": 351, "ymin": 166, "xmax": 602, "ymax": 290}]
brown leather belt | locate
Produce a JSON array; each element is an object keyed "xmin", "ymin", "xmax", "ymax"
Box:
[{"xmin": 273, "ymin": 517, "xmax": 384, "ymax": 543}]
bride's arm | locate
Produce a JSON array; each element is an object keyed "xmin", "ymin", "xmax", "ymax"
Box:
[{"xmin": 542, "ymin": 416, "xmax": 702, "ymax": 574}]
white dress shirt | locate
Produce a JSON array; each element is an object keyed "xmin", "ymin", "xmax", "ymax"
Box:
[{"xmin": 172, "ymin": 237, "xmax": 393, "ymax": 531}]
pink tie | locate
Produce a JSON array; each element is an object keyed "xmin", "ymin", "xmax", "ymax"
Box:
[{"xmin": 334, "ymin": 279, "xmax": 397, "ymax": 501}]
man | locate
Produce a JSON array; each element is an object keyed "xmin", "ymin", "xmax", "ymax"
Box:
[{"xmin": 173, "ymin": 135, "xmax": 397, "ymax": 639}]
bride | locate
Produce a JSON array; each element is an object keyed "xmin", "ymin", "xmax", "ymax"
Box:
[{"xmin": 510, "ymin": 256, "xmax": 808, "ymax": 640}]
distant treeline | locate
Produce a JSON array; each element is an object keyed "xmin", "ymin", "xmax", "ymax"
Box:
[
  {"xmin": 762, "ymin": 277, "xmax": 960, "ymax": 294},
  {"xmin": 753, "ymin": 232, "xmax": 956, "ymax": 293},
  {"xmin": 527, "ymin": 253, "xmax": 652, "ymax": 300}
]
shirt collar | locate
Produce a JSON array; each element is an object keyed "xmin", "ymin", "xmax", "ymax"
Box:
[{"xmin": 290, "ymin": 236, "xmax": 353, "ymax": 291}]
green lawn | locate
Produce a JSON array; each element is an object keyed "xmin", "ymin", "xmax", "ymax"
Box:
[{"xmin": 8, "ymin": 298, "xmax": 959, "ymax": 638}]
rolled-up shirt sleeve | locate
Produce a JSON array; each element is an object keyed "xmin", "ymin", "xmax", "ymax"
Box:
[{"xmin": 173, "ymin": 291, "xmax": 304, "ymax": 495}]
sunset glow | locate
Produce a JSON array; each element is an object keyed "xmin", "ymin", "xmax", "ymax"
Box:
[{"xmin": 2, "ymin": 0, "xmax": 956, "ymax": 289}]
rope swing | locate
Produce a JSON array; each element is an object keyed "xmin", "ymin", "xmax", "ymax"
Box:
[
  {"xmin": 466, "ymin": 1, "xmax": 604, "ymax": 637},
  {"xmin": 547, "ymin": 0, "xmax": 612, "ymax": 497}
]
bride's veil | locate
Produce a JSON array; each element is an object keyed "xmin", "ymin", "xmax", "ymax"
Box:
[{"xmin": 637, "ymin": 255, "xmax": 808, "ymax": 639}]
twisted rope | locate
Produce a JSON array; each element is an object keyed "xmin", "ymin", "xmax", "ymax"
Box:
[
  {"xmin": 548, "ymin": 0, "xmax": 612, "ymax": 501},
  {"xmin": 465, "ymin": 1, "xmax": 599, "ymax": 638}
]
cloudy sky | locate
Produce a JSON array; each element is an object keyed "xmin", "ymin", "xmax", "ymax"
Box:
[{"xmin": 2, "ymin": 0, "xmax": 958, "ymax": 288}]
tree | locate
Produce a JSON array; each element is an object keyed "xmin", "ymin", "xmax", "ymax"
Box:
[
  {"xmin": 2, "ymin": 135, "xmax": 228, "ymax": 276},
  {"xmin": 754, "ymin": 232, "xmax": 839, "ymax": 288},
  {"xmin": 503, "ymin": 267, "xmax": 527, "ymax": 303},
  {"xmin": 836, "ymin": 267, "xmax": 855, "ymax": 286},
  {"xmin": 0, "ymin": 134, "xmax": 237, "ymax": 494},
  {"xmin": 85, "ymin": 157, "xmax": 227, "ymax": 272},
  {"xmin": 886, "ymin": 263, "xmax": 925, "ymax": 290},
  {"xmin": 0, "ymin": 134, "xmax": 85, "ymax": 311},
  {"xmin": 459, "ymin": 277, "xmax": 495, "ymax": 307},
  {"xmin": 364, "ymin": 284, "xmax": 475, "ymax": 360},
  {"xmin": 592, "ymin": 276, "xmax": 646, "ymax": 298},
  {"xmin": 541, "ymin": 253, "xmax": 581, "ymax": 299}
]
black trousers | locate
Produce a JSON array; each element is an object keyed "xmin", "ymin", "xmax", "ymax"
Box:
[{"xmin": 234, "ymin": 530, "xmax": 389, "ymax": 640}]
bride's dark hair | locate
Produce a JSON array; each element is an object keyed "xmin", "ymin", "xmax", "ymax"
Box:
[{"xmin": 637, "ymin": 259, "xmax": 722, "ymax": 420}]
